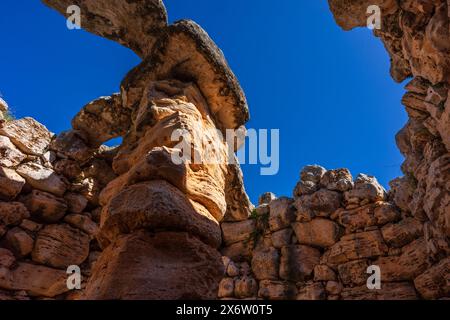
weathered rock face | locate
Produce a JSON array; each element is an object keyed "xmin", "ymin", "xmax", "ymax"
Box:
[
  {"xmin": 220, "ymin": 162, "xmax": 449, "ymax": 300},
  {"xmin": 84, "ymin": 230, "xmax": 224, "ymax": 300},
  {"xmin": 42, "ymin": 0, "xmax": 168, "ymax": 58},
  {"xmin": 218, "ymin": 0, "xmax": 449, "ymax": 301},
  {"xmin": 0, "ymin": 118, "xmax": 53, "ymax": 156},
  {"xmin": 34, "ymin": 0, "xmax": 252, "ymax": 301}
]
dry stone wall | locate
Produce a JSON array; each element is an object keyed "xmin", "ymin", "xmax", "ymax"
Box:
[
  {"xmin": 218, "ymin": 0, "xmax": 450, "ymax": 301},
  {"xmin": 220, "ymin": 166, "xmax": 448, "ymax": 300},
  {"xmin": 0, "ymin": 109, "xmax": 113, "ymax": 300}
]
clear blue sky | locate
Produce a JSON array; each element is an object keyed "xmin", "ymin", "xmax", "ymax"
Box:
[{"xmin": 0, "ymin": 1, "xmax": 407, "ymax": 204}]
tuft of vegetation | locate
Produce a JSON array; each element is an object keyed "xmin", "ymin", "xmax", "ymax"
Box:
[{"xmin": 247, "ymin": 208, "xmax": 270, "ymax": 248}]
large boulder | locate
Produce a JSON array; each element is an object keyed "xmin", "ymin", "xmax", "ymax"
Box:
[
  {"xmin": 0, "ymin": 136, "xmax": 26, "ymax": 167},
  {"xmin": 50, "ymin": 130, "xmax": 93, "ymax": 163},
  {"xmin": 258, "ymin": 280, "xmax": 297, "ymax": 300},
  {"xmin": 83, "ymin": 230, "xmax": 224, "ymax": 300},
  {"xmin": 72, "ymin": 94, "xmax": 131, "ymax": 147},
  {"xmin": 279, "ymin": 245, "xmax": 321, "ymax": 282},
  {"xmin": 0, "ymin": 118, "xmax": 53, "ymax": 156},
  {"xmin": 268, "ymin": 197, "xmax": 296, "ymax": 232},
  {"xmin": 42, "ymin": 0, "xmax": 168, "ymax": 58},
  {"xmin": 0, "ymin": 167, "xmax": 26, "ymax": 200},
  {"xmin": 221, "ymin": 220, "xmax": 256, "ymax": 246},
  {"xmin": 0, "ymin": 202, "xmax": 30, "ymax": 227},
  {"xmin": 16, "ymin": 162, "xmax": 67, "ymax": 197},
  {"xmin": 99, "ymin": 180, "xmax": 222, "ymax": 249},
  {"xmin": 293, "ymin": 218, "xmax": 342, "ymax": 248},
  {"xmin": 345, "ymin": 174, "xmax": 386, "ymax": 203},
  {"xmin": 320, "ymin": 168, "xmax": 354, "ymax": 192},
  {"xmin": 322, "ymin": 230, "xmax": 388, "ymax": 265},
  {"xmin": 341, "ymin": 282, "xmax": 418, "ymax": 300},
  {"xmin": 414, "ymin": 257, "xmax": 450, "ymax": 300},
  {"xmin": 21, "ymin": 190, "xmax": 68, "ymax": 223},
  {"xmin": 381, "ymin": 217, "xmax": 423, "ymax": 248},
  {"xmin": 295, "ymin": 189, "xmax": 342, "ymax": 220},
  {"xmin": 32, "ymin": 223, "xmax": 90, "ymax": 269},
  {"xmin": 0, "ymin": 262, "xmax": 69, "ymax": 297},
  {"xmin": 4, "ymin": 227, "xmax": 34, "ymax": 257},
  {"xmin": 251, "ymin": 246, "xmax": 280, "ymax": 280},
  {"xmin": 374, "ymin": 238, "xmax": 431, "ymax": 281}
]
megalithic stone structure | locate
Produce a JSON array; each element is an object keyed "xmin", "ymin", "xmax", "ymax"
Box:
[{"xmin": 42, "ymin": 0, "xmax": 253, "ymax": 299}]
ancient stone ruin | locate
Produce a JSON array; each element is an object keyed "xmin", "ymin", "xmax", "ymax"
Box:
[{"xmin": 0, "ymin": 0, "xmax": 448, "ymax": 300}]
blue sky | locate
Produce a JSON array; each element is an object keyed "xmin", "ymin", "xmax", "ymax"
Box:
[{"xmin": 0, "ymin": 0, "xmax": 407, "ymax": 204}]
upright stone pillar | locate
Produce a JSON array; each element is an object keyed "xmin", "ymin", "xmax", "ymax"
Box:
[{"xmin": 42, "ymin": 1, "xmax": 252, "ymax": 299}]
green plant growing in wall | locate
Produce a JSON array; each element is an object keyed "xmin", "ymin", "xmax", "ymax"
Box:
[{"xmin": 247, "ymin": 207, "xmax": 270, "ymax": 248}]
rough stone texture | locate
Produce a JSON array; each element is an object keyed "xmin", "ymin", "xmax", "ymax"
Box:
[
  {"xmin": 0, "ymin": 167, "xmax": 25, "ymax": 200},
  {"xmin": 293, "ymin": 218, "xmax": 341, "ymax": 248},
  {"xmin": 64, "ymin": 193, "xmax": 88, "ymax": 214},
  {"xmin": 222, "ymin": 220, "xmax": 255, "ymax": 246},
  {"xmin": 322, "ymin": 230, "xmax": 389, "ymax": 265},
  {"xmin": 268, "ymin": 197, "xmax": 296, "ymax": 231},
  {"xmin": 99, "ymin": 180, "xmax": 222, "ymax": 249},
  {"xmin": 21, "ymin": 190, "xmax": 67, "ymax": 223},
  {"xmin": 72, "ymin": 94, "xmax": 131, "ymax": 147},
  {"xmin": 0, "ymin": 202, "xmax": 30, "ymax": 227},
  {"xmin": 320, "ymin": 168, "xmax": 354, "ymax": 192},
  {"xmin": 16, "ymin": 162, "xmax": 66, "ymax": 197},
  {"xmin": 234, "ymin": 276, "xmax": 258, "ymax": 298},
  {"xmin": 271, "ymin": 228, "xmax": 293, "ymax": 249},
  {"xmin": 0, "ymin": 262, "xmax": 69, "ymax": 298},
  {"xmin": 32, "ymin": 224, "xmax": 90, "ymax": 269},
  {"xmin": 0, "ymin": 118, "xmax": 53, "ymax": 156},
  {"xmin": 258, "ymin": 280, "xmax": 297, "ymax": 300},
  {"xmin": 50, "ymin": 130, "xmax": 93, "ymax": 163},
  {"xmin": 334, "ymin": 202, "xmax": 400, "ymax": 233},
  {"xmin": 64, "ymin": 214, "xmax": 98, "ymax": 238},
  {"xmin": 314, "ymin": 265, "xmax": 337, "ymax": 282},
  {"xmin": 259, "ymin": 192, "xmax": 276, "ymax": 205},
  {"xmin": 341, "ymin": 282, "xmax": 418, "ymax": 300},
  {"xmin": 414, "ymin": 257, "xmax": 450, "ymax": 299},
  {"xmin": 295, "ymin": 189, "xmax": 342, "ymax": 220},
  {"xmin": 328, "ymin": 0, "xmax": 398, "ymax": 31},
  {"xmin": 42, "ymin": 0, "xmax": 168, "ymax": 58},
  {"xmin": 83, "ymin": 231, "xmax": 224, "ymax": 300},
  {"xmin": 345, "ymin": 174, "xmax": 386, "ymax": 203},
  {"xmin": 297, "ymin": 282, "xmax": 326, "ymax": 300},
  {"xmin": 338, "ymin": 259, "xmax": 370, "ymax": 286},
  {"xmin": 218, "ymin": 278, "xmax": 235, "ymax": 298},
  {"xmin": 381, "ymin": 217, "xmax": 423, "ymax": 247},
  {"xmin": 4, "ymin": 227, "xmax": 34, "ymax": 257},
  {"xmin": 0, "ymin": 136, "xmax": 26, "ymax": 168},
  {"xmin": 31, "ymin": 1, "xmax": 252, "ymax": 299},
  {"xmin": 279, "ymin": 245, "xmax": 321, "ymax": 282},
  {"xmin": 251, "ymin": 247, "xmax": 279, "ymax": 280},
  {"xmin": 121, "ymin": 20, "xmax": 250, "ymax": 131},
  {"xmin": 0, "ymin": 98, "xmax": 8, "ymax": 116},
  {"xmin": 375, "ymin": 238, "xmax": 432, "ymax": 281}
]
